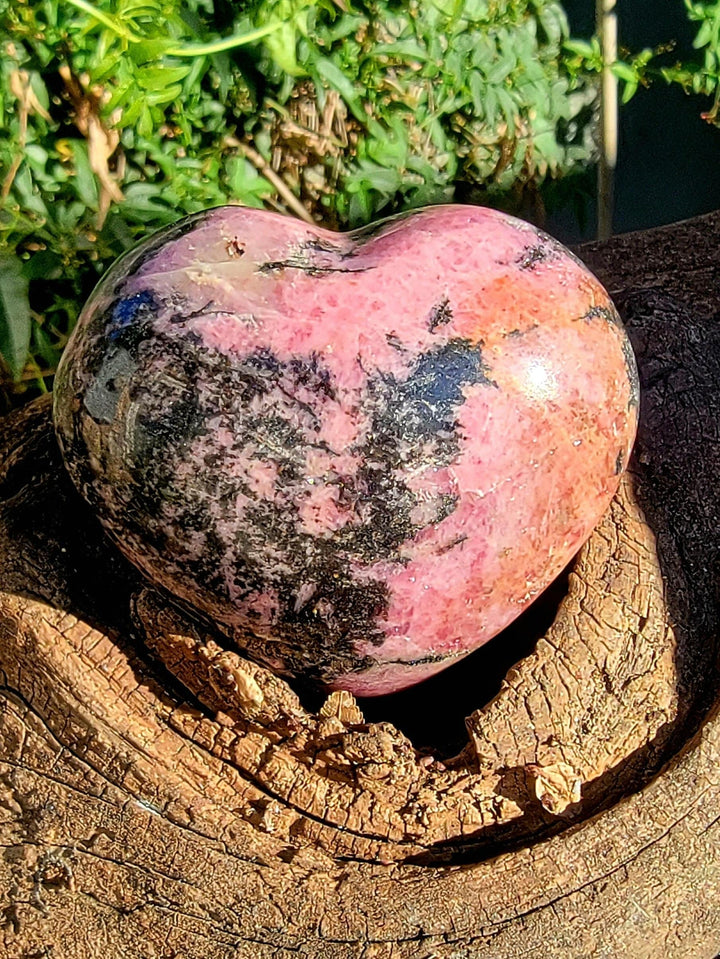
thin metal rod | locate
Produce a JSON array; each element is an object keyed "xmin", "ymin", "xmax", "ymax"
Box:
[{"xmin": 597, "ymin": 0, "xmax": 618, "ymax": 241}]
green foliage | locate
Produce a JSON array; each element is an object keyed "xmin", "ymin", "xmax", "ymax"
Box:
[
  {"xmin": 0, "ymin": 0, "xmax": 602, "ymax": 404},
  {"xmin": 662, "ymin": 0, "xmax": 720, "ymax": 122},
  {"xmin": 0, "ymin": 256, "xmax": 31, "ymax": 380},
  {"xmin": 563, "ymin": 36, "xmax": 655, "ymax": 105},
  {"xmin": 570, "ymin": 1, "xmax": 720, "ymax": 123},
  {"xmin": 250, "ymin": 0, "xmax": 600, "ymax": 222}
]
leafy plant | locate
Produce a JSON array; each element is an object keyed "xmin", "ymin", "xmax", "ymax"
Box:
[
  {"xmin": 0, "ymin": 0, "xmax": 604, "ymax": 407},
  {"xmin": 662, "ymin": 0, "xmax": 720, "ymax": 122}
]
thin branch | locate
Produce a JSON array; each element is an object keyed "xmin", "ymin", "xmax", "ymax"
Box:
[
  {"xmin": 165, "ymin": 24, "xmax": 283, "ymax": 58},
  {"xmin": 64, "ymin": 0, "xmax": 281, "ymax": 58},
  {"xmin": 237, "ymin": 143, "xmax": 315, "ymax": 225},
  {"xmin": 64, "ymin": 0, "xmax": 141, "ymax": 41},
  {"xmin": 597, "ymin": 0, "xmax": 618, "ymax": 241}
]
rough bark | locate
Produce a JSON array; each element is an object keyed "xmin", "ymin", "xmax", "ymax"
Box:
[{"xmin": 3, "ymin": 211, "xmax": 720, "ymax": 957}]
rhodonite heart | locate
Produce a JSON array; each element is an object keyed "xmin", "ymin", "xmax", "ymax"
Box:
[{"xmin": 53, "ymin": 204, "xmax": 638, "ymax": 696}]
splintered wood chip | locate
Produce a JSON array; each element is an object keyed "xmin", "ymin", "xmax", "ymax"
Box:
[
  {"xmin": 527, "ymin": 762, "xmax": 582, "ymax": 815},
  {"xmin": 319, "ymin": 689, "xmax": 365, "ymax": 725}
]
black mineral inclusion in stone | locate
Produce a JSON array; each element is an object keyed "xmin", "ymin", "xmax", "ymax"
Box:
[
  {"xmin": 367, "ymin": 338, "xmax": 492, "ymax": 462},
  {"xmin": 76, "ymin": 317, "xmax": 497, "ymax": 684},
  {"xmin": 516, "ymin": 243, "xmax": 552, "ymax": 270},
  {"xmin": 428, "ymin": 297, "xmax": 454, "ymax": 332},
  {"xmin": 105, "ymin": 290, "xmax": 160, "ymax": 355}
]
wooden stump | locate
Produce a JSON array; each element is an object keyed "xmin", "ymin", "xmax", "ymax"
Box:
[{"xmin": 2, "ymin": 213, "xmax": 720, "ymax": 958}]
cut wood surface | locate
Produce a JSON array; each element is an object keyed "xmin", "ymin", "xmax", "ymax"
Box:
[{"xmin": 3, "ymin": 212, "xmax": 720, "ymax": 957}]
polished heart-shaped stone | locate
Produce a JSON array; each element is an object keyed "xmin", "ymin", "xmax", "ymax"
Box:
[{"xmin": 53, "ymin": 205, "xmax": 638, "ymax": 696}]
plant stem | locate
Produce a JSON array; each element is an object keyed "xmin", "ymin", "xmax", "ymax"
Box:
[
  {"xmin": 64, "ymin": 0, "xmax": 142, "ymax": 41},
  {"xmin": 597, "ymin": 0, "xmax": 618, "ymax": 241},
  {"xmin": 237, "ymin": 142, "xmax": 315, "ymax": 225},
  {"xmin": 64, "ymin": 0, "xmax": 281, "ymax": 57},
  {"xmin": 165, "ymin": 23, "xmax": 283, "ymax": 57}
]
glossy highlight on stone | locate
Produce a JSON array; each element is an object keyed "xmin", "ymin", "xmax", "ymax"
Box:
[{"xmin": 53, "ymin": 204, "xmax": 639, "ymax": 696}]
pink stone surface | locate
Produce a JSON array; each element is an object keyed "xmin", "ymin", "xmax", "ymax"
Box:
[{"xmin": 53, "ymin": 204, "xmax": 638, "ymax": 696}]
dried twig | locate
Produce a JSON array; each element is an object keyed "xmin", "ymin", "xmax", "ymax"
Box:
[
  {"xmin": 59, "ymin": 64, "xmax": 124, "ymax": 228},
  {"xmin": 2, "ymin": 68, "xmax": 52, "ymax": 199},
  {"xmin": 237, "ymin": 141, "xmax": 315, "ymax": 225}
]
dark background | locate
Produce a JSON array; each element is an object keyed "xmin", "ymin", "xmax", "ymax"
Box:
[{"xmin": 549, "ymin": 0, "xmax": 720, "ymax": 242}]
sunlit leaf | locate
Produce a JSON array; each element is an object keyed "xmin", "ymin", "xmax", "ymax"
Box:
[
  {"xmin": 314, "ymin": 57, "xmax": 365, "ymax": 121},
  {"xmin": 70, "ymin": 141, "xmax": 98, "ymax": 209},
  {"xmin": 135, "ymin": 65, "xmax": 193, "ymax": 90},
  {"xmin": 563, "ymin": 39, "xmax": 597, "ymax": 59},
  {"xmin": 621, "ymin": 78, "xmax": 639, "ymax": 103},
  {"xmin": 611, "ymin": 61, "xmax": 637, "ymax": 83}
]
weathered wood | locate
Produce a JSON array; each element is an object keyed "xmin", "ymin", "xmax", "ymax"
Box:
[{"xmin": 3, "ymin": 211, "xmax": 720, "ymax": 957}]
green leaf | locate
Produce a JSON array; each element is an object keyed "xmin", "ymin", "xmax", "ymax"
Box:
[
  {"xmin": 563, "ymin": 39, "xmax": 597, "ymax": 60},
  {"xmin": 121, "ymin": 182, "xmax": 179, "ymax": 222},
  {"xmin": 0, "ymin": 257, "xmax": 32, "ymax": 380},
  {"xmin": 134, "ymin": 65, "xmax": 193, "ymax": 91},
  {"xmin": 610, "ymin": 61, "xmax": 637, "ymax": 83},
  {"xmin": 145, "ymin": 83, "xmax": 184, "ymax": 106},
  {"xmin": 264, "ymin": 22, "xmax": 302, "ymax": 76},
  {"xmin": 314, "ymin": 57, "xmax": 365, "ymax": 121},
  {"xmin": 469, "ymin": 70, "xmax": 486, "ymax": 115},
  {"xmin": 70, "ymin": 141, "xmax": 98, "ymax": 209},
  {"xmin": 482, "ymin": 85, "xmax": 498, "ymax": 127},
  {"xmin": 120, "ymin": 96, "xmax": 145, "ymax": 127},
  {"xmin": 367, "ymin": 119, "xmax": 408, "ymax": 167},
  {"xmin": 12, "ymin": 164, "xmax": 49, "ymax": 217},
  {"xmin": 22, "ymin": 250, "xmax": 63, "ymax": 281},
  {"xmin": 24, "ymin": 143, "xmax": 49, "ymax": 171},
  {"xmin": 694, "ymin": 18, "xmax": 714, "ymax": 49},
  {"xmin": 496, "ymin": 87, "xmax": 517, "ymax": 126},
  {"xmin": 537, "ymin": 5, "xmax": 568, "ymax": 47},
  {"xmin": 348, "ymin": 187, "xmax": 374, "ymax": 226},
  {"xmin": 325, "ymin": 14, "xmax": 367, "ymax": 43},
  {"xmin": 462, "ymin": 0, "xmax": 489, "ymax": 19},
  {"xmin": 485, "ymin": 50, "xmax": 516, "ymax": 85},
  {"xmin": 28, "ymin": 71, "xmax": 51, "ymax": 115},
  {"xmin": 104, "ymin": 78, "xmax": 136, "ymax": 114},
  {"xmin": 225, "ymin": 156, "xmax": 273, "ymax": 205},
  {"xmin": 137, "ymin": 104, "xmax": 155, "ymax": 138},
  {"xmin": 352, "ymin": 161, "xmax": 402, "ymax": 193},
  {"xmin": 118, "ymin": 0, "xmax": 163, "ymax": 17},
  {"xmin": 372, "ymin": 40, "xmax": 429, "ymax": 60},
  {"xmin": 130, "ymin": 38, "xmax": 178, "ymax": 61},
  {"xmin": 621, "ymin": 78, "xmax": 639, "ymax": 103}
]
